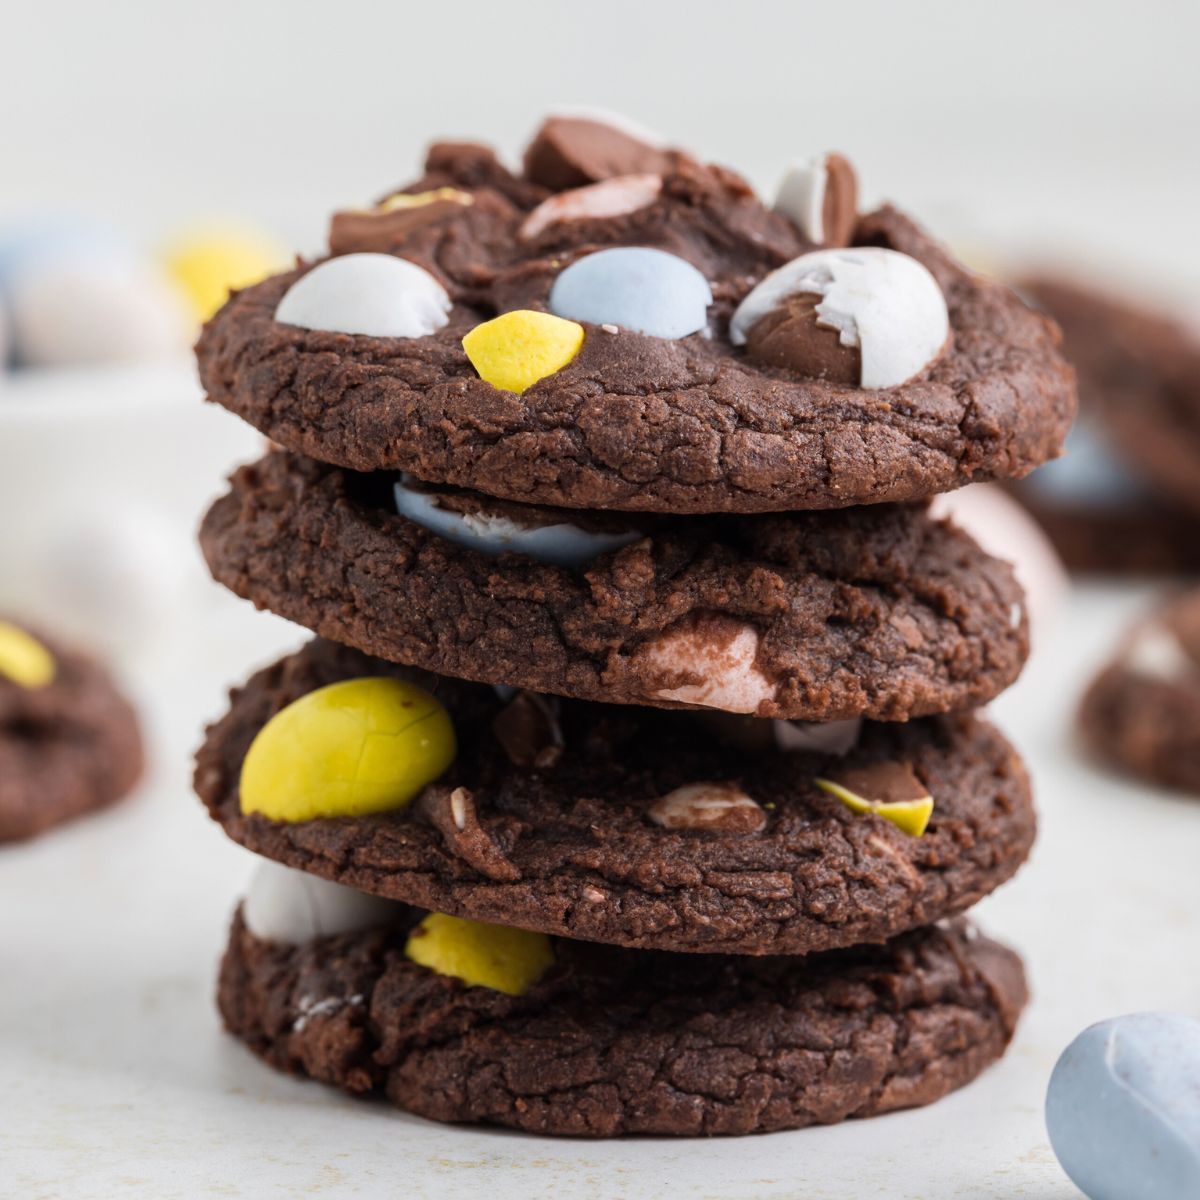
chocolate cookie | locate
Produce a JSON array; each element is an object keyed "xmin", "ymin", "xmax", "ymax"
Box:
[
  {"xmin": 218, "ymin": 908, "xmax": 1027, "ymax": 1137},
  {"xmin": 195, "ymin": 128, "xmax": 1074, "ymax": 514},
  {"xmin": 1013, "ymin": 277, "xmax": 1200, "ymax": 573},
  {"xmin": 1079, "ymin": 591, "xmax": 1200, "ymax": 792},
  {"xmin": 200, "ymin": 451, "xmax": 1029, "ymax": 723},
  {"xmin": 0, "ymin": 621, "xmax": 143, "ymax": 841},
  {"xmin": 195, "ymin": 639, "xmax": 1036, "ymax": 956}
]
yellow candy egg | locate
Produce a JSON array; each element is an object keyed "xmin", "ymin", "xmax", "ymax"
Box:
[
  {"xmin": 405, "ymin": 912, "xmax": 555, "ymax": 996},
  {"xmin": 0, "ymin": 622, "xmax": 55, "ymax": 689},
  {"xmin": 164, "ymin": 228, "xmax": 285, "ymax": 323},
  {"xmin": 462, "ymin": 309, "xmax": 584, "ymax": 394},
  {"xmin": 239, "ymin": 677, "xmax": 456, "ymax": 823},
  {"xmin": 815, "ymin": 777, "xmax": 934, "ymax": 837}
]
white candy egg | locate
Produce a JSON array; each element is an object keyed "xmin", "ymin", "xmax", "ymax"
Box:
[
  {"xmin": 243, "ymin": 860, "xmax": 402, "ymax": 944},
  {"xmin": 274, "ymin": 253, "xmax": 450, "ymax": 338},
  {"xmin": 8, "ymin": 254, "xmax": 189, "ymax": 367}
]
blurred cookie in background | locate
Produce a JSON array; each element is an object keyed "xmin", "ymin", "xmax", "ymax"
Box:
[
  {"xmin": 1079, "ymin": 590, "xmax": 1200, "ymax": 793},
  {"xmin": 0, "ymin": 618, "xmax": 143, "ymax": 841},
  {"xmin": 1012, "ymin": 277, "xmax": 1200, "ymax": 575}
]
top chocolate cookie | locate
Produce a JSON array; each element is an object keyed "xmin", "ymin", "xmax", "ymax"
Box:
[{"xmin": 197, "ymin": 114, "xmax": 1076, "ymax": 514}]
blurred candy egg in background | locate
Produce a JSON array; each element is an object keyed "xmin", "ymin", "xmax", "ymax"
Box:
[{"xmin": 162, "ymin": 226, "xmax": 286, "ymax": 323}]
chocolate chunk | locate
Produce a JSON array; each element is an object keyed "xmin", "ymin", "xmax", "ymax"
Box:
[
  {"xmin": 743, "ymin": 291, "xmax": 862, "ymax": 382},
  {"xmin": 415, "ymin": 785, "xmax": 521, "ymax": 882},
  {"xmin": 523, "ymin": 116, "xmax": 675, "ymax": 191},
  {"xmin": 491, "ymin": 692, "xmax": 563, "ymax": 769},
  {"xmin": 824, "ymin": 761, "xmax": 929, "ymax": 805},
  {"xmin": 647, "ymin": 782, "xmax": 766, "ymax": 833},
  {"xmin": 821, "ymin": 153, "xmax": 859, "ymax": 247},
  {"xmin": 328, "ymin": 191, "xmax": 472, "ymax": 256}
]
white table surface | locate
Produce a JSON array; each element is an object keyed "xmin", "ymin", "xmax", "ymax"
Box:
[{"xmin": 3, "ymin": 579, "xmax": 1198, "ymax": 1200}]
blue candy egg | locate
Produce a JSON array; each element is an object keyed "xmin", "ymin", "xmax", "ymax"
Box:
[
  {"xmin": 548, "ymin": 247, "xmax": 711, "ymax": 339},
  {"xmin": 1046, "ymin": 1012, "xmax": 1200, "ymax": 1200}
]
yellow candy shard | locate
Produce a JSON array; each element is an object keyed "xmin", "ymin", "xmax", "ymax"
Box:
[
  {"xmin": 462, "ymin": 310, "xmax": 585, "ymax": 394},
  {"xmin": 816, "ymin": 778, "xmax": 934, "ymax": 837},
  {"xmin": 239, "ymin": 677, "xmax": 456, "ymax": 823},
  {"xmin": 405, "ymin": 912, "xmax": 554, "ymax": 996},
  {"xmin": 0, "ymin": 622, "xmax": 55, "ymax": 689},
  {"xmin": 376, "ymin": 187, "xmax": 473, "ymax": 214},
  {"xmin": 164, "ymin": 230, "xmax": 285, "ymax": 323}
]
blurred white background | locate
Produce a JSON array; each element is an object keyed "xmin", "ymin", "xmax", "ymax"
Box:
[{"xmin": 4, "ymin": 0, "xmax": 1200, "ymax": 302}]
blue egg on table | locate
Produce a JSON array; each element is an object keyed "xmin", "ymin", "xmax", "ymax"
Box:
[
  {"xmin": 1046, "ymin": 1012, "xmax": 1200, "ymax": 1200},
  {"xmin": 547, "ymin": 246, "xmax": 712, "ymax": 339}
]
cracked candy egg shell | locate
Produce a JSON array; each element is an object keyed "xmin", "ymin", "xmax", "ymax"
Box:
[{"xmin": 195, "ymin": 123, "xmax": 1075, "ymax": 514}]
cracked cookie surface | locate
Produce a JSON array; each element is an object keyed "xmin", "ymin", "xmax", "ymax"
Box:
[
  {"xmin": 195, "ymin": 139, "xmax": 1075, "ymax": 514},
  {"xmin": 201, "ymin": 451, "xmax": 1029, "ymax": 722},
  {"xmin": 194, "ymin": 639, "xmax": 1036, "ymax": 956},
  {"xmin": 0, "ymin": 628, "xmax": 143, "ymax": 841},
  {"xmin": 218, "ymin": 909, "xmax": 1026, "ymax": 1137}
]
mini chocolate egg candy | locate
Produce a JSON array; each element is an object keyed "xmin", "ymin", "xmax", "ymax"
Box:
[
  {"xmin": 163, "ymin": 227, "xmax": 284, "ymax": 323},
  {"xmin": 816, "ymin": 761, "xmax": 933, "ymax": 836},
  {"xmin": 329, "ymin": 188, "xmax": 473, "ymax": 256},
  {"xmin": 729, "ymin": 247, "xmax": 950, "ymax": 388},
  {"xmin": 243, "ymin": 860, "xmax": 401, "ymax": 944},
  {"xmin": 774, "ymin": 153, "xmax": 859, "ymax": 246},
  {"xmin": 773, "ymin": 716, "xmax": 862, "ymax": 756},
  {"xmin": 461, "ymin": 309, "xmax": 584, "ymax": 393},
  {"xmin": 548, "ymin": 246, "xmax": 712, "ymax": 339},
  {"xmin": 0, "ymin": 621, "xmax": 55, "ymax": 688},
  {"xmin": 239, "ymin": 676, "xmax": 456, "ymax": 822},
  {"xmin": 1046, "ymin": 1012, "xmax": 1200, "ymax": 1200},
  {"xmin": 393, "ymin": 476, "xmax": 640, "ymax": 567},
  {"xmin": 632, "ymin": 613, "xmax": 775, "ymax": 714},
  {"xmin": 519, "ymin": 174, "xmax": 662, "ymax": 241},
  {"xmin": 405, "ymin": 912, "xmax": 554, "ymax": 996},
  {"xmin": 7, "ymin": 252, "xmax": 189, "ymax": 367},
  {"xmin": 647, "ymin": 782, "xmax": 766, "ymax": 833},
  {"xmin": 931, "ymin": 484, "xmax": 1066, "ymax": 638},
  {"xmin": 274, "ymin": 253, "xmax": 450, "ymax": 339}
]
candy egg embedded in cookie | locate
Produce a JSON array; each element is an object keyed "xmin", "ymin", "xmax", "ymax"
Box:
[
  {"xmin": 730, "ymin": 247, "xmax": 950, "ymax": 388},
  {"xmin": 462, "ymin": 309, "xmax": 584, "ymax": 393},
  {"xmin": 405, "ymin": 912, "xmax": 555, "ymax": 996},
  {"xmin": 239, "ymin": 676, "xmax": 456, "ymax": 822},
  {"xmin": 548, "ymin": 246, "xmax": 712, "ymax": 338},
  {"xmin": 274, "ymin": 252, "xmax": 451, "ymax": 338}
]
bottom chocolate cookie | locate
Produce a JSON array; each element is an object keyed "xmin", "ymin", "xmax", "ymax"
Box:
[
  {"xmin": 0, "ymin": 620, "xmax": 143, "ymax": 841},
  {"xmin": 219, "ymin": 882, "xmax": 1026, "ymax": 1138},
  {"xmin": 1079, "ymin": 591, "xmax": 1200, "ymax": 793}
]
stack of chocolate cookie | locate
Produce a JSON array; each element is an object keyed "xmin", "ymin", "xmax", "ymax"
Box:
[{"xmin": 193, "ymin": 113, "xmax": 1074, "ymax": 1137}]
